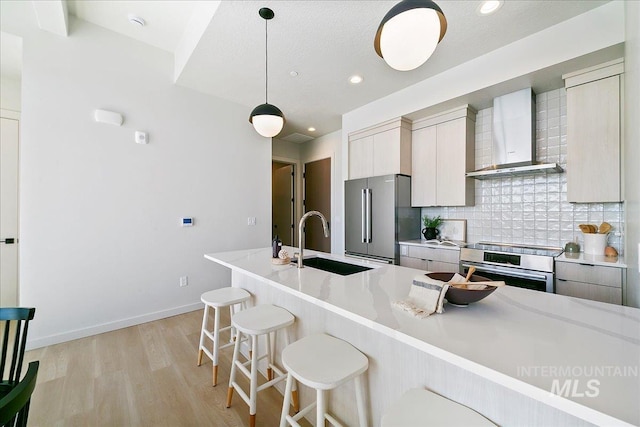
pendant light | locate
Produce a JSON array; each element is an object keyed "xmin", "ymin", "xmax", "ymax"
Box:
[
  {"xmin": 249, "ymin": 7, "xmax": 285, "ymax": 138},
  {"xmin": 374, "ymin": 0, "xmax": 447, "ymax": 72}
]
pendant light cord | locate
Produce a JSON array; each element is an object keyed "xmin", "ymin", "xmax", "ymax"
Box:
[{"xmin": 265, "ymin": 17, "xmax": 268, "ymax": 104}]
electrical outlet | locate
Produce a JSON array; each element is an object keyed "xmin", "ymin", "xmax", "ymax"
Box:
[
  {"xmin": 179, "ymin": 276, "xmax": 188, "ymax": 287},
  {"xmin": 247, "ymin": 217, "xmax": 256, "ymax": 226}
]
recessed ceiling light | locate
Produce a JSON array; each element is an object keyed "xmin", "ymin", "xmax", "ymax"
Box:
[
  {"xmin": 308, "ymin": 127, "xmax": 316, "ymax": 132},
  {"xmin": 477, "ymin": 1, "xmax": 503, "ymax": 15},
  {"xmin": 290, "ymin": 71, "xmax": 299, "ymax": 77},
  {"xmin": 349, "ymin": 75, "xmax": 363, "ymax": 84},
  {"xmin": 128, "ymin": 14, "xmax": 146, "ymax": 26}
]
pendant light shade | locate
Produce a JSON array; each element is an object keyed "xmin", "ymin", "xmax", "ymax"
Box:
[
  {"xmin": 374, "ymin": 0, "xmax": 447, "ymax": 71},
  {"xmin": 249, "ymin": 103, "xmax": 285, "ymax": 138},
  {"xmin": 250, "ymin": 7, "xmax": 285, "ymax": 138}
]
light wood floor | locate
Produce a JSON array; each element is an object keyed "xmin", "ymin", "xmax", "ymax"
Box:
[{"xmin": 23, "ymin": 309, "xmax": 308, "ymax": 426}]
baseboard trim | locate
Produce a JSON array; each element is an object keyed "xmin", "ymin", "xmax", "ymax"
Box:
[{"xmin": 26, "ymin": 302, "xmax": 203, "ymax": 350}]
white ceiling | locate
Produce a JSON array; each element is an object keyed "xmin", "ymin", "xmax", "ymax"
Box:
[
  {"xmin": 1, "ymin": 0, "xmax": 612, "ymax": 139},
  {"xmin": 67, "ymin": 0, "xmax": 199, "ymax": 53}
]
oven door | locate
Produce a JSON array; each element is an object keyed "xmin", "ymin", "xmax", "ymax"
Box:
[{"xmin": 460, "ymin": 261, "xmax": 554, "ymax": 293}]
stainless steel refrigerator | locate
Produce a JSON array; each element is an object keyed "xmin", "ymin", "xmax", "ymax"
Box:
[{"xmin": 345, "ymin": 174, "xmax": 420, "ymax": 264}]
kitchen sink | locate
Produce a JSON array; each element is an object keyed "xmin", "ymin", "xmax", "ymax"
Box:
[{"xmin": 292, "ymin": 256, "xmax": 373, "ymax": 276}]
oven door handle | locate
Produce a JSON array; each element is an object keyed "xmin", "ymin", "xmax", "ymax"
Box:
[{"xmin": 461, "ymin": 263, "xmax": 549, "ymax": 281}]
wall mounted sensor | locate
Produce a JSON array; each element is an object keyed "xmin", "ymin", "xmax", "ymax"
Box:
[
  {"xmin": 94, "ymin": 109, "xmax": 123, "ymax": 126},
  {"xmin": 135, "ymin": 131, "xmax": 148, "ymax": 144},
  {"xmin": 180, "ymin": 217, "xmax": 194, "ymax": 227}
]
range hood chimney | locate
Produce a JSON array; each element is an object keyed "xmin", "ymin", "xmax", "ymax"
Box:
[{"xmin": 466, "ymin": 88, "xmax": 562, "ymax": 179}]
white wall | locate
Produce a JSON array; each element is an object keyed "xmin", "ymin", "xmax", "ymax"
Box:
[
  {"xmin": 0, "ymin": 76, "xmax": 21, "ymax": 111},
  {"xmin": 624, "ymin": 0, "xmax": 640, "ymax": 307},
  {"xmin": 18, "ymin": 18, "xmax": 271, "ymax": 347},
  {"xmin": 301, "ymin": 130, "xmax": 343, "ymax": 254},
  {"xmin": 272, "ymin": 138, "xmax": 301, "ymax": 160}
]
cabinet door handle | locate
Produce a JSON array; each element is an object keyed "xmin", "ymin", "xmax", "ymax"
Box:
[
  {"xmin": 366, "ymin": 188, "xmax": 372, "ymax": 243},
  {"xmin": 361, "ymin": 189, "xmax": 366, "ymax": 243}
]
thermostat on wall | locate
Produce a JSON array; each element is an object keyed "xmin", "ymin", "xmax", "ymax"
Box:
[{"xmin": 180, "ymin": 217, "xmax": 194, "ymax": 227}]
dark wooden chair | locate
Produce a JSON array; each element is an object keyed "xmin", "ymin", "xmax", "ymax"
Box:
[
  {"xmin": 0, "ymin": 308, "xmax": 36, "ymax": 400},
  {"xmin": 0, "ymin": 361, "xmax": 39, "ymax": 427}
]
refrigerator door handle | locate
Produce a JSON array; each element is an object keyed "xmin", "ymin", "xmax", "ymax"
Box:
[
  {"xmin": 361, "ymin": 189, "xmax": 367, "ymax": 243},
  {"xmin": 366, "ymin": 188, "xmax": 372, "ymax": 243}
]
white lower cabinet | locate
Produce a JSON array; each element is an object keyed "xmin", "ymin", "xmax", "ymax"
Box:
[
  {"xmin": 555, "ymin": 261, "xmax": 623, "ymax": 305},
  {"xmin": 399, "ymin": 245, "xmax": 460, "ymax": 273}
]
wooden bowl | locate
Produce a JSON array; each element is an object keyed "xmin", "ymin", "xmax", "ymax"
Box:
[{"xmin": 426, "ymin": 272, "xmax": 497, "ymax": 306}]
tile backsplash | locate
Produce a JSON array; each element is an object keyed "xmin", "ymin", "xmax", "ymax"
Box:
[{"xmin": 421, "ymin": 88, "xmax": 624, "ymax": 253}]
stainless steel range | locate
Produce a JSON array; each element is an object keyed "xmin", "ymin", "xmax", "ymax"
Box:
[{"xmin": 459, "ymin": 242, "xmax": 563, "ymax": 293}]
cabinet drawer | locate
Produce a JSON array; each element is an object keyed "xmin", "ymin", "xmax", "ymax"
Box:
[
  {"xmin": 428, "ymin": 260, "xmax": 459, "ymax": 274},
  {"xmin": 555, "ymin": 262, "xmax": 622, "ymax": 288},
  {"xmin": 556, "ymin": 280, "xmax": 622, "ymax": 305},
  {"xmin": 407, "ymin": 246, "xmax": 459, "ymax": 264},
  {"xmin": 400, "ymin": 256, "xmax": 427, "ymax": 270}
]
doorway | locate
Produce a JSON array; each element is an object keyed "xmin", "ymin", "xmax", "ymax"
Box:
[
  {"xmin": 304, "ymin": 157, "xmax": 331, "ymax": 253},
  {"xmin": 1, "ymin": 111, "xmax": 20, "ymax": 305},
  {"xmin": 272, "ymin": 161, "xmax": 294, "ymax": 246}
]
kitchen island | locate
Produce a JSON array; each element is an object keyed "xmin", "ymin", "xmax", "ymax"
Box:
[{"xmin": 205, "ymin": 247, "xmax": 639, "ymax": 426}]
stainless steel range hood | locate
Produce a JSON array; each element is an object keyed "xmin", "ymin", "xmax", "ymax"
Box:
[{"xmin": 466, "ymin": 88, "xmax": 563, "ymax": 180}]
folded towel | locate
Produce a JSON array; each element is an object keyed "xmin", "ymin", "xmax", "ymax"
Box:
[{"xmin": 392, "ymin": 275, "xmax": 450, "ymax": 319}]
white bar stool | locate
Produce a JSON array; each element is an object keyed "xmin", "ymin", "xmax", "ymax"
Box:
[
  {"xmin": 381, "ymin": 388, "xmax": 497, "ymax": 427},
  {"xmin": 197, "ymin": 287, "xmax": 251, "ymax": 386},
  {"xmin": 279, "ymin": 333, "xmax": 369, "ymax": 427},
  {"xmin": 226, "ymin": 304, "xmax": 297, "ymax": 427}
]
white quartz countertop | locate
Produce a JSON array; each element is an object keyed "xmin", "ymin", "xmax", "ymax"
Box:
[
  {"xmin": 205, "ymin": 247, "xmax": 640, "ymax": 426},
  {"xmin": 556, "ymin": 252, "xmax": 628, "ymax": 268},
  {"xmin": 399, "ymin": 239, "xmax": 464, "ymax": 251}
]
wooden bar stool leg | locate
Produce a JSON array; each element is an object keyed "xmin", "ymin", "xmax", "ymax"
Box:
[
  {"xmin": 354, "ymin": 374, "xmax": 367, "ymax": 427},
  {"xmin": 279, "ymin": 372, "xmax": 294, "ymax": 427},
  {"xmin": 212, "ymin": 306, "xmax": 221, "ymax": 386},
  {"xmin": 226, "ymin": 331, "xmax": 242, "ymax": 408},
  {"xmin": 266, "ymin": 332, "xmax": 273, "ymax": 381},
  {"xmin": 249, "ymin": 334, "xmax": 259, "ymax": 427},
  {"xmin": 317, "ymin": 389, "xmax": 326, "ymax": 427},
  {"xmin": 197, "ymin": 304, "xmax": 209, "ymax": 366}
]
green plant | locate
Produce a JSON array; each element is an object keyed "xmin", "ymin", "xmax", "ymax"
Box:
[{"xmin": 422, "ymin": 215, "xmax": 443, "ymax": 229}]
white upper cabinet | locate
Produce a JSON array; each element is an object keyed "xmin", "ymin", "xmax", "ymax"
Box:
[
  {"xmin": 411, "ymin": 126, "xmax": 437, "ymax": 206},
  {"xmin": 411, "ymin": 106, "xmax": 476, "ymax": 207},
  {"xmin": 563, "ymin": 59, "xmax": 623, "ymax": 203},
  {"xmin": 348, "ymin": 118, "xmax": 411, "ymax": 179}
]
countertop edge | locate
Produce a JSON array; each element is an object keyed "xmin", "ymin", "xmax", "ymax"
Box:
[{"xmin": 556, "ymin": 252, "xmax": 627, "ymax": 268}]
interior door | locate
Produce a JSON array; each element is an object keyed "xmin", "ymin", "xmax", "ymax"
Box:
[
  {"xmin": 367, "ymin": 175, "xmax": 396, "ymax": 260},
  {"xmin": 272, "ymin": 163, "xmax": 294, "ymax": 246},
  {"xmin": 304, "ymin": 158, "xmax": 331, "ymax": 253},
  {"xmin": 1, "ymin": 116, "xmax": 20, "ymax": 306}
]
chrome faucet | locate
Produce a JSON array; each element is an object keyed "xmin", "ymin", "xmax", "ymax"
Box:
[{"xmin": 297, "ymin": 210, "xmax": 330, "ymax": 268}]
